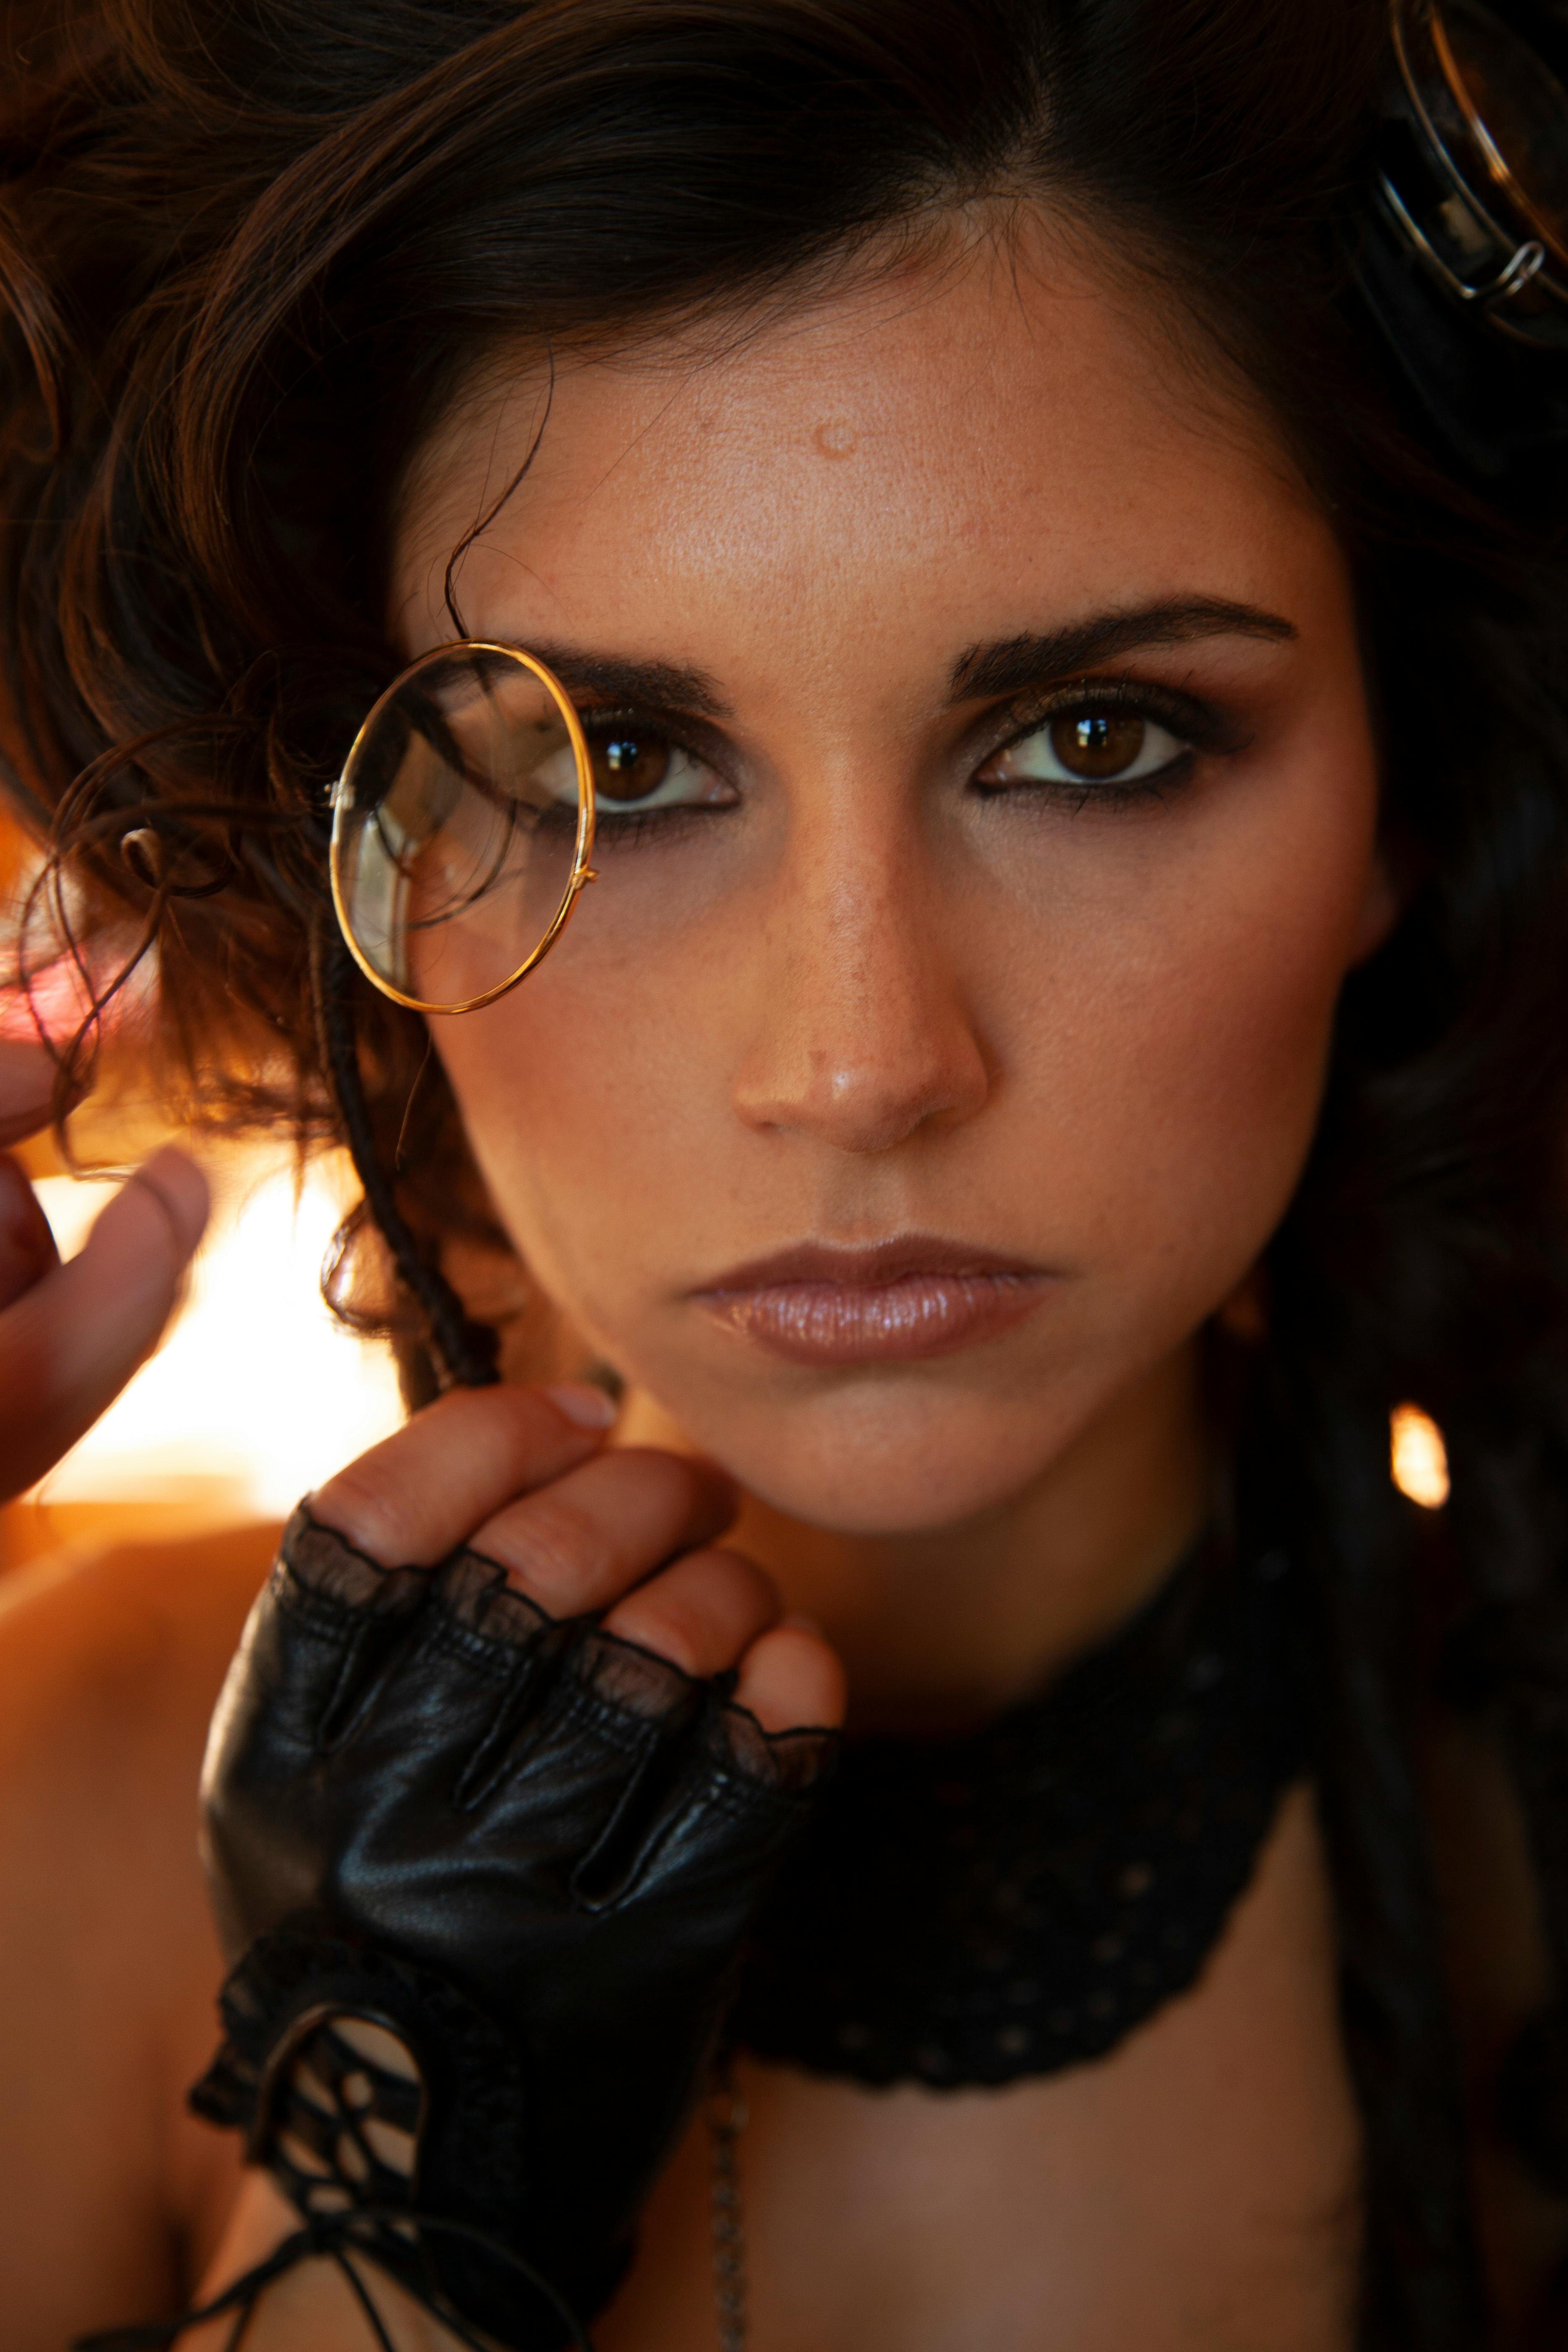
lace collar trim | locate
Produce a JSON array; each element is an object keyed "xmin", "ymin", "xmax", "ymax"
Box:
[{"xmin": 732, "ymin": 1534, "xmax": 1309, "ymax": 2088}]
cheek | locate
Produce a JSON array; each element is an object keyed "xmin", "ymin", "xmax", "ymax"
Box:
[
  {"xmin": 433, "ymin": 717, "xmax": 1380, "ymax": 1376},
  {"xmin": 1015, "ymin": 745, "xmax": 1379, "ymax": 1305},
  {"xmin": 431, "ymin": 949, "xmax": 724, "ymax": 1313}
]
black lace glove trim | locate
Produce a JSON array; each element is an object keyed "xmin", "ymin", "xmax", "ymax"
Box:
[{"xmin": 269, "ymin": 1508, "xmax": 834, "ymax": 1799}]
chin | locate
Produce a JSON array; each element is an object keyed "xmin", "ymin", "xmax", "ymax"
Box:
[{"xmin": 655, "ymin": 1372, "xmax": 1100, "ymax": 1538}]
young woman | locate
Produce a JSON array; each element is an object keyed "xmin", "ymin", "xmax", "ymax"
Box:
[{"xmin": 3, "ymin": 0, "xmax": 1568, "ymax": 2346}]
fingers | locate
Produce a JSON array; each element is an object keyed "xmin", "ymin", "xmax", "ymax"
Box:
[
  {"xmin": 0, "ymin": 1153, "xmax": 58, "ymax": 1312},
  {"xmin": 121, "ymin": 1148, "xmax": 209, "ymax": 1258},
  {"xmin": 733, "ymin": 1619, "xmax": 848, "ymax": 1733},
  {"xmin": 602, "ymin": 1546, "xmax": 780, "ymax": 1679},
  {"xmin": 603, "ymin": 1550, "xmax": 847, "ymax": 1732},
  {"xmin": 309, "ymin": 1382, "xmax": 840, "ymax": 1732},
  {"xmin": 309, "ymin": 1381, "xmax": 622, "ymax": 1566},
  {"xmin": 0, "ymin": 1145, "xmax": 209, "ymax": 1504},
  {"xmin": 466, "ymin": 1446, "xmax": 738, "ymax": 1615},
  {"xmin": 0, "ymin": 1039, "xmax": 57, "ymax": 1149}
]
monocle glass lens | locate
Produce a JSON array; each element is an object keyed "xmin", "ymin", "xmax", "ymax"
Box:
[{"xmin": 331, "ymin": 644, "xmax": 592, "ymax": 1013}]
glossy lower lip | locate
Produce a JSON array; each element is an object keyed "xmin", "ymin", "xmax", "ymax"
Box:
[{"xmin": 693, "ymin": 1241, "xmax": 1054, "ymax": 1367}]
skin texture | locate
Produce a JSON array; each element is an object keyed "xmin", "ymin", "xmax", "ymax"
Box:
[
  {"xmin": 0, "ymin": 211, "xmax": 1462, "ymax": 2350},
  {"xmin": 174, "ymin": 214, "xmax": 1395, "ymax": 2348},
  {"xmin": 171, "ymin": 214, "xmax": 1393, "ymax": 2349},
  {"xmin": 398, "ymin": 217, "xmax": 1394, "ymax": 1719}
]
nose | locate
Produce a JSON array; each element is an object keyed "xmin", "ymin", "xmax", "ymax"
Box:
[{"xmin": 731, "ymin": 818, "xmax": 991, "ymax": 1155}]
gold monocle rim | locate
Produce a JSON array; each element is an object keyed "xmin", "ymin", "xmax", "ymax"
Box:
[{"xmin": 328, "ymin": 640, "xmax": 598, "ymax": 1017}]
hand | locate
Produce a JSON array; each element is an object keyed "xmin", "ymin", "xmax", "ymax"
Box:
[
  {"xmin": 0, "ymin": 1039, "xmax": 208, "ymax": 1504},
  {"xmin": 309, "ymin": 1381, "xmax": 841, "ymax": 1735},
  {"xmin": 191, "ymin": 1387, "xmax": 844, "ymax": 2351}
]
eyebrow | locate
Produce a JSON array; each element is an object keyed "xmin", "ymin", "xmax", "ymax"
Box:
[
  {"xmin": 508, "ymin": 595, "xmax": 1296, "ymax": 722},
  {"xmin": 518, "ymin": 643, "xmax": 732, "ymax": 718},
  {"xmin": 948, "ymin": 598, "xmax": 1298, "ymax": 702}
]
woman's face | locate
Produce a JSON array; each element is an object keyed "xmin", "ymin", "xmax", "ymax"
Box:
[{"xmin": 394, "ymin": 223, "xmax": 1389, "ymax": 1537}]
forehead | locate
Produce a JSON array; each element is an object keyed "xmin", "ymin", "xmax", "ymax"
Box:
[{"xmin": 392, "ymin": 221, "xmax": 1328, "ymax": 672}]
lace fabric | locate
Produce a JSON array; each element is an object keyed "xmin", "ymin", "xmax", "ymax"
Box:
[
  {"xmin": 732, "ymin": 1536, "xmax": 1309, "ymax": 2088},
  {"xmin": 276, "ymin": 1509, "xmax": 838, "ymax": 1796},
  {"xmin": 277, "ymin": 1509, "xmax": 434, "ymax": 1619}
]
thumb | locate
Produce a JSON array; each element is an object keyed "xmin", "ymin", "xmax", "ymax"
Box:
[{"xmin": 0, "ymin": 1146, "xmax": 209, "ymax": 1503}]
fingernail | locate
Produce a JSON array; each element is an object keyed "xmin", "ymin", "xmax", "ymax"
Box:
[{"xmin": 545, "ymin": 1381, "xmax": 619, "ymax": 1430}]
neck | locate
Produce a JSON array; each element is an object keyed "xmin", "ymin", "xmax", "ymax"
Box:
[{"xmin": 616, "ymin": 1341, "xmax": 1212, "ymax": 1734}]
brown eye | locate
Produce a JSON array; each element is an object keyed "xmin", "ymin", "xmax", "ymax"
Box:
[
  {"xmin": 1048, "ymin": 712, "xmax": 1147, "ymax": 779},
  {"xmin": 974, "ymin": 705, "xmax": 1184, "ymax": 797},
  {"xmin": 591, "ymin": 732, "xmax": 673, "ymax": 803}
]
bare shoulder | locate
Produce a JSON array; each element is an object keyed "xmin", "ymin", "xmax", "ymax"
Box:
[
  {"xmin": 0, "ymin": 1515, "xmax": 279, "ymax": 1692},
  {"xmin": 0, "ymin": 1522, "xmax": 280, "ymax": 2350},
  {"xmin": 0, "ymin": 1519, "xmax": 280, "ymax": 1885}
]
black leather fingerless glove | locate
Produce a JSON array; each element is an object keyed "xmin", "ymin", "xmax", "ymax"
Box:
[{"xmin": 185, "ymin": 1505, "xmax": 836, "ymax": 2349}]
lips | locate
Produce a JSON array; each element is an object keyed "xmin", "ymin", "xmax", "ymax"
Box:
[{"xmin": 691, "ymin": 1236, "xmax": 1054, "ymax": 1367}]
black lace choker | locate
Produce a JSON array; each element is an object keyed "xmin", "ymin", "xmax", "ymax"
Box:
[{"xmin": 732, "ymin": 1535, "xmax": 1309, "ymax": 2089}]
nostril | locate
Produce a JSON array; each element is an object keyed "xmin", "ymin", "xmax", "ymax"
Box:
[
  {"xmin": 737, "ymin": 1060, "xmax": 985, "ymax": 1154},
  {"xmin": 734, "ymin": 988, "xmax": 990, "ymax": 1151}
]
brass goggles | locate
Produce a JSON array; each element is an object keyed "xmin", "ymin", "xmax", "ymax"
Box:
[{"xmin": 330, "ymin": 642, "xmax": 597, "ymax": 1016}]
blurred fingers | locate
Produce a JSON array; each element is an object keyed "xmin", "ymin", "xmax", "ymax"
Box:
[
  {"xmin": 0, "ymin": 1039, "xmax": 57, "ymax": 1149},
  {"xmin": 732, "ymin": 1618, "xmax": 847, "ymax": 1733},
  {"xmin": 601, "ymin": 1545, "xmax": 780, "ymax": 1679},
  {"xmin": 0, "ymin": 1154, "xmax": 59, "ymax": 1313},
  {"xmin": 0, "ymin": 1145, "xmax": 209, "ymax": 1503}
]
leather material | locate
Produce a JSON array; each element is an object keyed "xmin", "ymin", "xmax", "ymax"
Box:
[{"xmin": 196, "ymin": 1504, "xmax": 836, "ymax": 2347}]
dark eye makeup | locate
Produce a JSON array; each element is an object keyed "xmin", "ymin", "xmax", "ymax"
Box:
[
  {"xmin": 971, "ymin": 676, "xmax": 1248, "ymax": 812},
  {"xmin": 550, "ymin": 672, "xmax": 1246, "ymax": 847}
]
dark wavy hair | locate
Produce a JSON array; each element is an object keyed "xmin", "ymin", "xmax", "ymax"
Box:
[{"xmin": 5, "ymin": 0, "xmax": 1568, "ymax": 2342}]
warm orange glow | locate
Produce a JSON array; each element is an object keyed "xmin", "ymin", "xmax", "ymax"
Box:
[
  {"xmin": 30, "ymin": 1147, "xmax": 403, "ymax": 1524},
  {"xmin": 1390, "ymin": 1403, "xmax": 1449, "ymax": 1510}
]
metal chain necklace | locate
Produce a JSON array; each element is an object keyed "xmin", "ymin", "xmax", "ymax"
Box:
[{"xmin": 707, "ymin": 2059, "xmax": 750, "ymax": 2352}]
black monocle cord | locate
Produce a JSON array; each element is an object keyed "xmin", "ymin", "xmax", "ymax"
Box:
[{"xmin": 309, "ymin": 921, "xmax": 500, "ymax": 1393}]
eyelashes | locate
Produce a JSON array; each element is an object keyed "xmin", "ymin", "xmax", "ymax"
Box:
[
  {"xmin": 575, "ymin": 710, "xmax": 734, "ymax": 823},
  {"xmin": 570, "ymin": 674, "xmax": 1240, "ymax": 841},
  {"xmin": 970, "ymin": 678, "xmax": 1240, "ymax": 809}
]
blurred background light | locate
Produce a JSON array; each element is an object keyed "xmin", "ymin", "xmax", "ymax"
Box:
[
  {"xmin": 27, "ymin": 1146, "xmax": 403, "ymax": 1525},
  {"xmin": 1390, "ymin": 1403, "xmax": 1449, "ymax": 1510},
  {"xmin": 2, "ymin": 807, "xmax": 408, "ymax": 1568}
]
